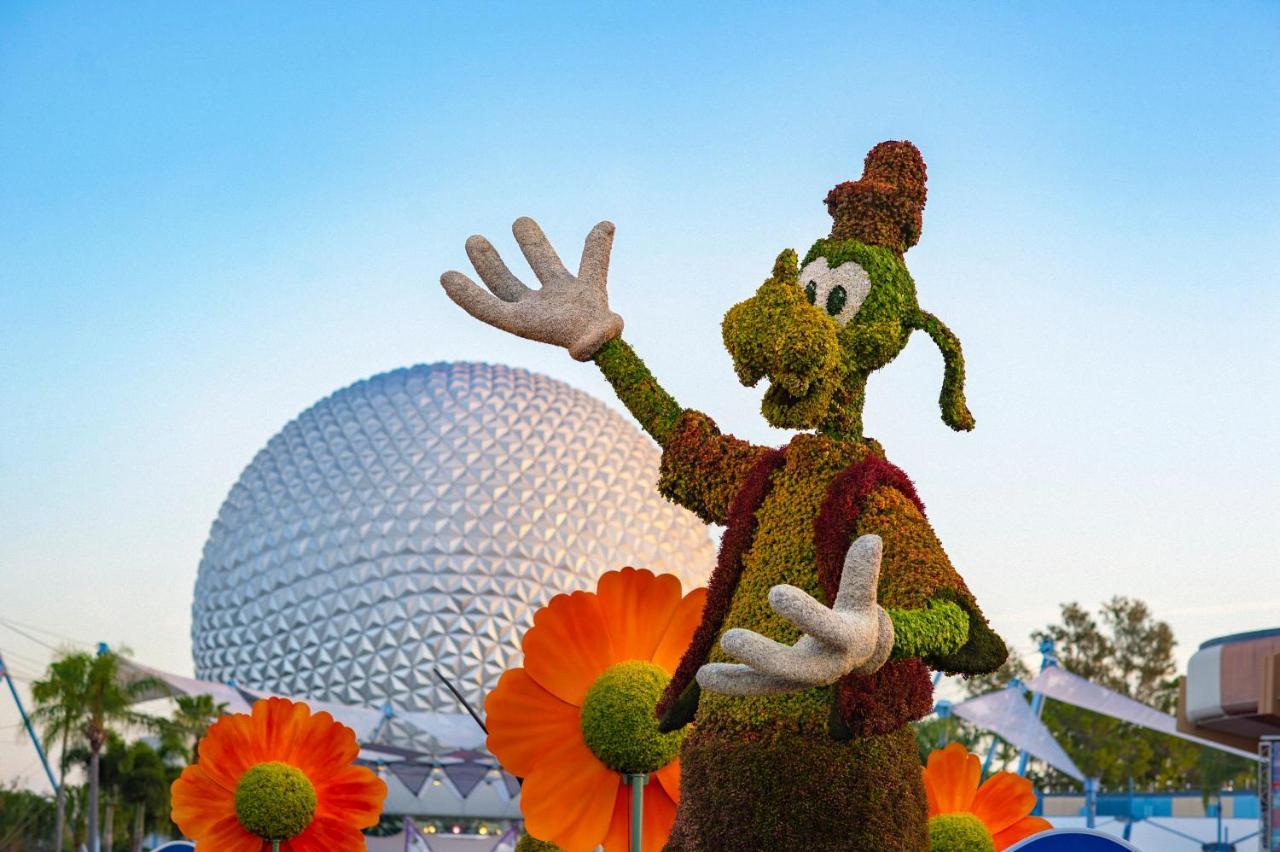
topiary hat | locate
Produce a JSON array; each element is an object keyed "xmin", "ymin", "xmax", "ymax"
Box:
[{"xmin": 824, "ymin": 140, "xmax": 927, "ymax": 254}]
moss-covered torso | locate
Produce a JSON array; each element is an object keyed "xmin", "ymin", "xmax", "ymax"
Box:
[{"xmin": 698, "ymin": 432, "xmax": 870, "ymax": 734}]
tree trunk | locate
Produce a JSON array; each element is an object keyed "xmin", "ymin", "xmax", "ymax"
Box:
[
  {"xmin": 130, "ymin": 805, "xmax": 144, "ymax": 852},
  {"xmin": 102, "ymin": 799, "xmax": 114, "ymax": 852},
  {"xmin": 88, "ymin": 747, "xmax": 100, "ymax": 852},
  {"xmin": 53, "ymin": 730, "xmax": 68, "ymax": 852},
  {"xmin": 53, "ymin": 782, "xmax": 66, "ymax": 852}
]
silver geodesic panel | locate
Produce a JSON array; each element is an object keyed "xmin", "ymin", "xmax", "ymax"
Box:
[{"xmin": 192, "ymin": 362, "xmax": 715, "ymax": 714}]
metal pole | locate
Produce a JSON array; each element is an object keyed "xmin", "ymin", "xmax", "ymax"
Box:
[
  {"xmin": 0, "ymin": 651, "xmax": 58, "ymax": 792},
  {"xmin": 1017, "ymin": 640, "xmax": 1056, "ymax": 777},
  {"xmin": 626, "ymin": 773, "xmax": 646, "ymax": 851},
  {"xmin": 935, "ymin": 700, "xmax": 952, "ymax": 747},
  {"xmin": 1084, "ymin": 776, "xmax": 1098, "ymax": 829}
]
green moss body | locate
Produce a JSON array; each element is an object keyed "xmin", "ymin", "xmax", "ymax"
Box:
[
  {"xmin": 233, "ymin": 762, "xmax": 317, "ymax": 842},
  {"xmin": 666, "ymin": 725, "xmax": 926, "ymax": 851}
]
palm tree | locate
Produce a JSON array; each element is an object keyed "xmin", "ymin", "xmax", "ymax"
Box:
[
  {"xmin": 29, "ymin": 650, "xmax": 160, "ymax": 852},
  {"xmin": 161, "ymin": 694, "xmax": 227, "ymax": 763},
  {"xmin": 30, "ymin": 651, "xmax": 92, "ymax": 852},
  {"xmin": 119, "ymin": 742, "xmax": 168, "ymax": 852}
]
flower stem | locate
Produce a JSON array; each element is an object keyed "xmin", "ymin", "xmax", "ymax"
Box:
[{"xmin": 625, "ymin": 772, "xmax": 646, "ymax": 851}]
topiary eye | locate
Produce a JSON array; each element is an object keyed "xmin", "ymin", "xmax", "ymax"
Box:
[
  {"xmin": 826, "ymin": 285, "xmax": 847, "ymax": 316},
  {"xmin": 804, "ymin": 281, "xmax": 817, "ymax": 305}
]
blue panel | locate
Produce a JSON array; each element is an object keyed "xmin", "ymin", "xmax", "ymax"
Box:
[{"xmin": 1007, "ymin": 829, "xmax": 1140, "ymax": 851}]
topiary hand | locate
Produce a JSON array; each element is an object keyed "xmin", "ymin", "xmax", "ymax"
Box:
[
  {"xmin": 440, "ymin": 217, "xmax": 624, "ymax": 361},
  {"xmin": 696, "ymin": 534, "xmax": 894, "ymax": 696}
]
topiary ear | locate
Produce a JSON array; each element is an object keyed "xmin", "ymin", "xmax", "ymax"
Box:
[
  {"xmin": 771, "ymin": 249, "xmax": 798, "ymax": 285},
  {"xmin": 913, "ymin": 310, "xmax": 976, "ymax": 432}
]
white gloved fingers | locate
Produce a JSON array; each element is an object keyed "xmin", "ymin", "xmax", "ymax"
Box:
[
  {"xmin": 440, "ymin": 271, "xmax": 522, "ymax": 335},
  {"xmin": 464, "ymin": 235, "xmax": 530, "ymax": 302},
  {"xmin": 578, "ymin": 220, "xmax": 615, "ymax": 293},
  {"xmin": 769, "ymin": 584, "xmax": 847, "ymax": 647},
  {"xmin": 834, "ymin": 534, "xmax": 883, "ymax": 611},
  {"xmin": 696, "ymin": 663, "xmax": 807, "ymax": 696},
  {"xmin": 512, "ymin": 217, "xmax": 572, "ymax": 288}
]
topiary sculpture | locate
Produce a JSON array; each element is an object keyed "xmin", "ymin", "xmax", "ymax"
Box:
[{"xmin": 438, "ymin": 141, "xmax": 1008, "ymax": 851}]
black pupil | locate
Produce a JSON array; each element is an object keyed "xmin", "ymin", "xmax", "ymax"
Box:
[
  {"xmin": 826, "ymin": 285, "xmax": 847, "ymax": 316},
  {"xmin": 804, "ymin": 281, "xmax": 817, "ymax": 304}
]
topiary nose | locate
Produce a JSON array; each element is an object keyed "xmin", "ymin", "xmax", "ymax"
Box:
[{"xmin": 722, "ymin": 279, "xmax": 841, "ymax": 391}]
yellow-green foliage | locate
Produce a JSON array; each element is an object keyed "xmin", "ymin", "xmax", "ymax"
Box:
[
  {"xmin": 515, "ymin": 834, "xmax": 563, "ymax": 852},
  {"xmin": 233, "ymin": 762, "xmax": 317, "ymax": 841},
  {"xmin": 699, "ymin": 434, "xmax": 873, "ymax": 734},
  {"xmin": 929, "ymin": 814, "xmax": 996, "ymax": 851},
  {"xmin": 580, "ymin": 661, "xmax": 685, "ymax": 774},
  {"xmin": 890, "ymin": 599, "xmax": 969, "ymax": 661}
]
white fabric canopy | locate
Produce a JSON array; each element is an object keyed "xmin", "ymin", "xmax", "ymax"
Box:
[
  {"xmin": 1026, "ymin": 667, "xmax": 1259, "ymax": 762},
  {"xmin": 119, "ymin": 661, "xmax": 490, "ymax": 754},
  {"xmin": 119, "ymin": 658, "xmax": 255, "ymax": 714},
  {"xmin": 950, "ymin": 686, "xmax": 1084, "ymax": 780}
]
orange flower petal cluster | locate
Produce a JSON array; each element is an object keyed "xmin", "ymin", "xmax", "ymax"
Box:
[
  {"xmin": 172, "ymin": 697, "xmax": 387, "ymax": 851},
  {"xmin": 486, "ymin": 568, "xmax": 706, "ymax": 852},
  {"xmin": 922, "ymin": 743, "xmax": 1053, "ymax": 850}
]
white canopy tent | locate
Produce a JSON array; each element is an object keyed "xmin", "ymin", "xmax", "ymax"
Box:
[{"xmin": 949, "ymin": 685, "xmax": 1084, "ymax": 780}]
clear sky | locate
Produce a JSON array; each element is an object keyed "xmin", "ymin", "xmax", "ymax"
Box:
[{"xmin": 2, "ymin": 2, "xmax": 1277, "ymax": 789}]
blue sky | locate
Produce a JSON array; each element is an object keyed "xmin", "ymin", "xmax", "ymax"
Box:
[{"xmin": 2, "ymin": 2, "xmax": 1278, "ymax": 788}]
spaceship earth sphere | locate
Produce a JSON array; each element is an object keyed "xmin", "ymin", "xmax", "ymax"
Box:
[{"xmin": 192, "ymin": 362, "xmax": 715, "ymax": 713}]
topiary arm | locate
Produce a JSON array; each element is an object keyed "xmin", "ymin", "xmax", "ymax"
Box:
[
  {"xmin": 595, "ymin": 337, "xmax": 770, "ymax": 525},
  {"xmin": 592, "ymin": 337, "xmax": 684, "ymax": 446},
  {"xmin": 887, "ymin": 600, "xmax": 968, "ymax": 663},
  {"xmin": 911, "ymin": 310, "xmax": 975, "ymax": 431}
]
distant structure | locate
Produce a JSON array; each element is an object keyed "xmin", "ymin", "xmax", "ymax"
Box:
[
  {"xmin": 192, "ymin": 362, "xmax": 715, "ymax": 714},
  {"xmin": 1180, "ymin": 627, "xmax": 1280, "ymax": 748}
]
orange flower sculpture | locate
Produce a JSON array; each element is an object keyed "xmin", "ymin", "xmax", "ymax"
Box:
[
  {"xmin": 171, "ymin": 697, "xmax": 387, "ymax": 851},
  {"xmin": 486, "ymin": 567, "xmax": 706, "ymax": 852},
  {"xmin": 922, "ymin": 743, "xmax": 1053, "ymax": 851}
]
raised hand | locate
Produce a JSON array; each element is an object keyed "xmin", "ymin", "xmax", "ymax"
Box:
[
  {"xmin": 439, "ymin": 217, "xmax": 624, "ymax": 361},
  {"xmin": 696, "ymin": 534, "xmax": 894, "ymax": 696}
]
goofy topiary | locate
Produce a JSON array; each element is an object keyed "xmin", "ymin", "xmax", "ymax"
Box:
[{"xmin": 438, "ymin": 141, "xmax": 1007, "ymax": 851}]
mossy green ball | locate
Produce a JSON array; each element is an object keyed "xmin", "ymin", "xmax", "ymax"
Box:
[
  {"xmin": 580, "ymin": 660, "xmax": 684, "ymax": 774},
  {"xmin": 928, "ymin": 813, "xmax": 995, "ymax": 852},
  {"xmin": 234, "ymin": 761, "xmax": 317, "ymax": 841},
  {"xmin": 514, "ymin": 834, "xmax": 563, "ymax": 852}
]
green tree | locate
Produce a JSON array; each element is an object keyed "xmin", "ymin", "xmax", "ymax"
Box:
[
  {"xmin": 0, "ymin": 784, "xmax": 56, "ymax": 851},
  {"xmin": 161, "ymin": 694, "xmax": 226, "ymax": 763},
  {"xmin": 119, "ymin": 742, "xmax": 168, "ymax": 852},
  {"xmin": 1032, "ymin": 597, "xmax": 1254, "ymax": 792},
  {"xmin": 28, "ymin": 651, "xmax": 160, "ymax": 852},
  {"xmin": 30, "ymin": 651, "xmax": 91, "ymax": 852}
]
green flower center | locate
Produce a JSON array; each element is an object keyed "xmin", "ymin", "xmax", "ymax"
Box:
[
  {"xmin": 928, "ymin": 813, "xmax": 995, "ymax": 852},
  {"xmin": 579, "ymin": 661, "xmax": 684, "ymax": 774},
  {"xmin": 234, "ymin": 761, "xmax": 317, "ymax": 841}
]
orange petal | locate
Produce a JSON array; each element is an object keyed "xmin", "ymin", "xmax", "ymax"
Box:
[
  {"xmin": 523, "ymin": 590, "xmax": 617, "ymax": 705},
  {"xmin": 280, "ymin": 707, "xmax": 360, "ymax": 780},
  {"xmin": 195, "ymin": 712, "xmax": 259, "ymax": 791},
  {"xmin": 285, "ymin": 814, "xmax": 367, "ymax": 852},
  {"xmin": 642, "ymin": 777, "xmax": 679, "ymax": 852},
  {"xmin": 596, "ymin": 568, "xmax": 683, "ymax": 663},
  {"xmin": 196, "ymin": 812, "xmax": 263, "ymax": 852},
  {"xmin": 521, "ymin": 736, "xmax": 620, "ymax": 852},
  {"xmin": 971, "ymin": 771, "xmax": 1040, "ymax": 837},
  {"xmin": 651, "ymin": 588, "xmax": 707, "ymax": 674},
  {"xmin": 992, "ymin": 815, "xmax": 1053, "ymax": 850},
  {"xmin": 313, "ymin": 764, "xmax": 387, "ymax": 829},
  {"xmin": 921, "ymin": 743, "xmax": 980, "ymax": 815},
  {"xmin": 249, "ymin": 697, "xmax": 313, "ymax": 762},
  {"xmin": 602, "ymin": 784, "xmax": 631, "ymax": 852},
  {"xmin": 485, "ymin": 668, "xmax": 582, "ymax": 777},
  {"xmin": 655, "ymin": 758, "xmax": 681, "ymax": 805},
  {"xmin": 601, "ymin": 775, "xmax": 678, "ymax": 852},
  {"xmin": 170, "ymin": 764, "xmax": 238, "ymax": 840}
]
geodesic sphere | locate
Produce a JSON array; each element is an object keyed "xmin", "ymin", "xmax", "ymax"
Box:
[{"xmin": 192, "ymin": 362, "xmax": 715, "ymax": 712}]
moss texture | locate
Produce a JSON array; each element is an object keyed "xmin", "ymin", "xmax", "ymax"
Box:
[
  {"xmin": 515, "ymin": 834, "xmax": 563, "ymax": 852},
  {"xmin": 583, "ymin": 142, "xmax": 1004, "ymax": 850},
  {"xmin": 928, "ymin": 814, "xmax": 996, "ymax": 852},
  {"xmin": 665, "ymin": 724, "xmax": 927, "ymax": 851},
  {"xmin": 581, "ymin": 661, "xmax": 684, "ymax": 774},
  {"xmin": 233, "ymin": 761, "xmax": 316, "ymax": 841}
]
